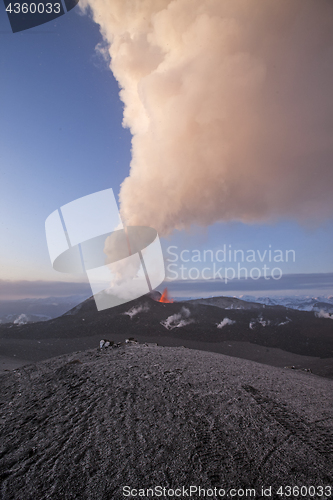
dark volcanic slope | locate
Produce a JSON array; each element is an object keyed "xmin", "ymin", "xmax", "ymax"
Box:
[
  {"xmin": 0, "ymin": 345, "xmax": 332, "ymax": 500},
  {"xmin": 2, "ymin": 294, "xmax": 333, "ymax": 360}
]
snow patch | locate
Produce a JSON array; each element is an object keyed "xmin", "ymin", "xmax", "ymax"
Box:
[
  {"xmin": 278, "ymin": 320, "xmax": 290, "ymax": 326},
  {"xmin": 258, "ymin": 317, "xmax": 270, "ymax": 327}
]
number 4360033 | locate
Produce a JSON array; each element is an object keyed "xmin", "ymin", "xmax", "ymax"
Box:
[{"xmin": 6, "ymin": 3, "xmax": 61, "ymax": 14}]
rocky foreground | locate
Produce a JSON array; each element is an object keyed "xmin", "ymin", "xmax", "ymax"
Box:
[{"xmin": 0, "ymin": 344, "xmax": 333, "ymax": 500}]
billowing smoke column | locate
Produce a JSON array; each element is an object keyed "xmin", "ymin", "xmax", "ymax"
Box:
[{"xmin": 80, "ymin": 0, "xmax": 333, "ymax": 235}]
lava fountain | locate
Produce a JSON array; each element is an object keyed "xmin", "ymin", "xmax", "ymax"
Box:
[{"xmin": 159, "ymin": 288, "xmax": 174, "ymax": 303}]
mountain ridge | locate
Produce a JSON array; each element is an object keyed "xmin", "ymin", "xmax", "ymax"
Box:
[{"xmin": 1, "ymin": 293, "xmax": 333, "ymax": 359}]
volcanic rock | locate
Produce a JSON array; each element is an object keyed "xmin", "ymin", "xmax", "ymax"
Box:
[{"xmin": 0, "ymin": 345, "xmax": 332, "ymax": 499}]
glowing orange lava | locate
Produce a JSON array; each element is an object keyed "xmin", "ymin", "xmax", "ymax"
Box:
[{"xmin": 159, "ymin": 288, "xmax": 173, "ymax": 303}]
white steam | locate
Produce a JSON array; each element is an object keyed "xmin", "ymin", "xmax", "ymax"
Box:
[
  {"xmin": 81, "ymin": 0, "xmax": 333, "ymax": 234},
  {"xmin": 217, "ymin": 317, "xmax": 235, "ymax": 329},
  {"xmin": 161, "ymin": 306, "xmax": 194, "ymax": 329},
  {"xmin": 14, "ymin": 314, "xmax": 29, "ymax": 325},
  {"xmin": 316, "ymin": 310, "xmax": 333, "ymax": 320},
  {"xmin": 124, "ymin": 303, "xmax": 150, "ymax": 318},
  {"xmin": 249, "ymin": 315, "xmax": 271, "ymax": 329}
]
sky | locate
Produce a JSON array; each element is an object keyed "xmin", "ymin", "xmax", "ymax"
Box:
[{"xmin": 0, "ymin": 0, "xmax": 333, "ymax": 300}]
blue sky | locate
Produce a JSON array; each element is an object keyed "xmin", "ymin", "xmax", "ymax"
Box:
[{"xmin": 0, "ymin": 3, "xmax": 332, "ymax": 299}]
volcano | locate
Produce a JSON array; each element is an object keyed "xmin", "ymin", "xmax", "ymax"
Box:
[
  {"xmin": 1, "ymin": 293, "xmax": 333, "ymax": 378},
  {"xmin": 1, "ymin": 295, "xmax": 333, "ymax": 497}
]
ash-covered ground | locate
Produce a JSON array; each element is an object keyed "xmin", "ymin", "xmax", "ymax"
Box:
[{"xmin": 0, "ymin": 344, "xmax": 332, "ymax": 499}]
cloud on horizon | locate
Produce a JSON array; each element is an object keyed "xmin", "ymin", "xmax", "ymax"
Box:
[
  {"xmin": 161, "ymin": 272, "xmax": 333, "ymax": 297},
  {"xmin": 0, "ymin": 280, "xmax": 91, "ymax": 300},
  {"xmin": 1, "ymin": 273, "xmax": 332, "ymax": 300}
]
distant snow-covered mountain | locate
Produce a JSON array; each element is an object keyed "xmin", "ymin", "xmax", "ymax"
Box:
[
  {"xmin": 177, "ymin": 294, "xmax": 333, "ymax": 314},
  {"xmin": 237, "ymin": 295, "xmax": 333, "ymax": 313},
  {"xmin": 0, "ymin": 294, "xmax": 90, "ymax": 325}
]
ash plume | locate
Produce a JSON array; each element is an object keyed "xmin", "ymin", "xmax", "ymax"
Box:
[{"xmin": 81, "ymin": 0, "xmax": 333, "ymax": 235}]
